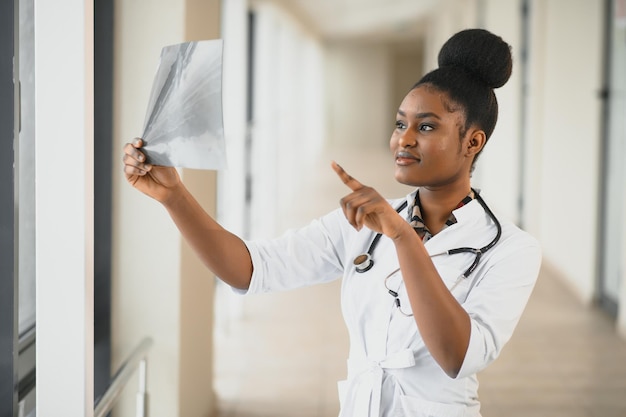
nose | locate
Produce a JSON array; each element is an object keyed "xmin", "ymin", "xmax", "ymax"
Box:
[{"xmin": 397, "ymin": 130, "xmax": 417, "ymax": 148}]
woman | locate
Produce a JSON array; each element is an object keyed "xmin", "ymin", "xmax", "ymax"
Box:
[{"xmin": 123, "ymin": 28, "xmax": 541, "ymax": 417}]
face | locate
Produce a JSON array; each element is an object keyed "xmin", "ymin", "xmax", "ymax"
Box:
[{"xmin": 389, "ymin": 85, "xmax": 477, "ymax": 189}]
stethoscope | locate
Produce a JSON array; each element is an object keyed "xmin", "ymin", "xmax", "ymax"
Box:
[{"xmin": 353, "ymin": 188, "xmax": 502, "ymax": 279}]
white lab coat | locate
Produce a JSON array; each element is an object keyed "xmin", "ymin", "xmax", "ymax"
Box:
[{"xmin": 241, "ymin": 190, "xmax": 542, "ymax": 417}]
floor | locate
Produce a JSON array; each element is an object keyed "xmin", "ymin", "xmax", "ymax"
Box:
[{"xmin": 213, "ymin": 146, "xmax": 626, "ymax": 417}]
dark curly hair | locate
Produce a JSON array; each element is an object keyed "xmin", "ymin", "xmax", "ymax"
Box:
[{"xmin": 413, "ymin": 29, "xmax": 513, "ymax": 167}]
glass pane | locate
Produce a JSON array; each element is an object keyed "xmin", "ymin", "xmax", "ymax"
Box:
[
  {"xmin": 601, "ymin": 0, "xmax": 626, "ymax": 303},
  {"xmin": 18, "ymin": 0, "xmax": 35, "ymax": 336}
]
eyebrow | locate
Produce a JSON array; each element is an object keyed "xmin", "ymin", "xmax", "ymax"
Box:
[{"xmin": 397, "ymin": 110, "xmax": 441, "ymax": 120}]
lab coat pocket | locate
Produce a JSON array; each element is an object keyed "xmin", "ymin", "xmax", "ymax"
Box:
[{"xmin": 396, "ymin": 394, "xmax": 466, "ymax": 417}]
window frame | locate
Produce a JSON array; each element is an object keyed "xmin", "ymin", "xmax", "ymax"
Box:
[{"xmin": 0, "ymin": 0, "xmax": 18, "ymax": 414}]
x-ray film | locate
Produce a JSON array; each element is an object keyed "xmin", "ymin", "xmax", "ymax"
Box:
[{"xmin": 141, "ymin": 39, "xmax": 226, "ymax": 170}]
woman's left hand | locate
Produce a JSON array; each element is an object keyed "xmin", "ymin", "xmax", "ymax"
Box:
[{"xmin": 332, "ymin": 161, "xmax": 410, "ymax": 240}]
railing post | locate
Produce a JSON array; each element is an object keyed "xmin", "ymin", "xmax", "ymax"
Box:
[{"xmin": 136, "ymin": 358, "xmax": 148, "ymax": 417}]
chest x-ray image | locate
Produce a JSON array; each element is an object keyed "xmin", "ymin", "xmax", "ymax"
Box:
[{"xmin": 141, "ymin": 39, "xmax": 226, "ymax": 171}]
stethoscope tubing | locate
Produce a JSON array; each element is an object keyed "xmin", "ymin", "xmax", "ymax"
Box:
[{"xmin": 353, "ymin": 188, "xmax": 502, "ymax": 278}]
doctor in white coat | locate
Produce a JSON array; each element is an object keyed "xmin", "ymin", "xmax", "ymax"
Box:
[{"xmin": 123, "ymin": 28, "xmax": 541, "ymax": 417}]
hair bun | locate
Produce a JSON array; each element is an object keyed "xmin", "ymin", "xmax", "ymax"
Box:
[{"xmin": 437, "ymin": 28, "xmax": 512, "ymax": 89}]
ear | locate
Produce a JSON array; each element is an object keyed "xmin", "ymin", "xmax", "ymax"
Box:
[{"xmin": 464, "ymin": 129, "xmax": 487, "ymax": 157}]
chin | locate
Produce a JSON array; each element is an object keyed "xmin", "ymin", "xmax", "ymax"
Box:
[{"xmin": 394, "ymin": 172, "xmax": 420, "ymax": 187}]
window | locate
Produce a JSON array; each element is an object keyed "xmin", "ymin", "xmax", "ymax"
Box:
[
  {"xmin": 599, "ymin": 0, "xmax": 626, "ymax": 314},
  {"xmin": 0, "ymin": 0, "xmax": 19, "ymax": 414}
]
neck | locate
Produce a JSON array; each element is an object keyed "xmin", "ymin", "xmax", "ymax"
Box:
[{"xmin": 418, "ymin": 182, "xmax": 472, "ymax": 235}]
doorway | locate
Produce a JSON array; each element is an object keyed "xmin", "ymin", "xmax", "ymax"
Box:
[{"xmin": 599, "ymin": 0, "xmax": 626, "ymax": 314}]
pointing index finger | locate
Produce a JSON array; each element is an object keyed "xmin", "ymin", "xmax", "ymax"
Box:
[{"xmin": 331, "ymin": 161, "xmax": 364, "ymax": 191}]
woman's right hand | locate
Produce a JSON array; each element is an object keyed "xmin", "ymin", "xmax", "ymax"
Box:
[{"xmin": 123, "ymin": 138, "xmax": 181, "ymax": 204}]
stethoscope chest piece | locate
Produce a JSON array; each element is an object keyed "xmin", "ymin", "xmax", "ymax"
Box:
[
  {"xmin": 351, "ymin": 189, "xmax": 502, "ymax": 278},
  {"xmin": 354, "ymin": 253, "xmax": 374, "ymax": 273},
  {"xmin": 353, "ymin": 201, "xmax": 405, "ymax": 274}
]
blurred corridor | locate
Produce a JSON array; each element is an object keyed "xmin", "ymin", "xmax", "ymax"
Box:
[
  {"xmin": 214, "ymin": 146, "xmax": 626, "ymax": 417},
  {"xmin": 4, "ymin": 0, "xmax": 626, "ymax": 415}
]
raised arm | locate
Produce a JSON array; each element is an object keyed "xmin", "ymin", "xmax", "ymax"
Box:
[
  {"xmin": 123, "ymin": 138, "xmax": 252, "ymax": 290},
  {"xmin": 331, "ymin": 161, "xmax": 470, "ymax": 378}
]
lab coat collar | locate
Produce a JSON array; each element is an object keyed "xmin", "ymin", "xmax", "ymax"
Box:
[
  {"xmin": 401, "ymin": 189, "xmax": 491, "ymax": 256},
  {"xmin": 402, "ymin": 189, "xmax": 486, "ymax": 227},
  {"xmin": 451, "ymin": 198, "xmax": 485, "ymax": 224}
]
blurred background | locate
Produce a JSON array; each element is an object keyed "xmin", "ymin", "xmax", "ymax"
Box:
[{"xmin": 1, "ymin": 0, "xmax": 625, "ymax": 416}]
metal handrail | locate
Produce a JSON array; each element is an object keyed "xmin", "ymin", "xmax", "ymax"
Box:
[
  {"xmin": 94, "ymin": 337, "xmax": 153, "ymax": 417},
  {"xmin": 17, "ymin": 327, "xmax": 36, "ymax": 402}
]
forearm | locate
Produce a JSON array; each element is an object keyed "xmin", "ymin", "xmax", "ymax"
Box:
[
  {"xmin": 162, "ymin": 183, "xmax": 253, "ymax": 290},
  {"xmin": 393, "ymin": 226, "xmax": 470, "ymax": 378}
]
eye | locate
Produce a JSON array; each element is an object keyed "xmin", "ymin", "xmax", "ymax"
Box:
[
  {"xmin": 419, "ymin": 123, "xmax": 434, "ymax": 132},
  {"xmin": 395, "ymin": 120, "xmax": 406, "ymax": 130}
]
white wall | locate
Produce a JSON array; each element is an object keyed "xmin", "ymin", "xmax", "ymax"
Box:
[
  {"xmin": 473, "ymin": 0, "xmax": 523, "ymax": 222},
  {"xmin": 247, "ymin": 1, "xmax": 279, "ymax": 238},
  {"xmin": 530, "ymin": 0, "xmax": 604, "ymax": 303},
  {"xmin": 219, "ymin": 0, "xmax": 248, "ymax": 237},
  {"xmin": 112, "ymin": 3, "xmax": 184, "ymax": 416},
  {"xmin": 249, "ymin": 2, "xmax": 326, "ymax": 238},
  {"xmin": 620, "ymin": 185, "xmax": 626, "ymax": 337},
  {"xmin": 324, "ymin": 41, "xmax": 393, "ymax": 149},
  {"xmin": 111, "ymin": 1, "xmax": 219, "ymax": 416},
  {"xmin": 390, "ymin": 43, "xmax": 424, "ymax": 109},
  {"xmin": 521, "ymin": 0, "xmax": 547, "ymax": 242},
  {"xmin": 34, "ymin": 1, "xmax": 94, "ymax": 415}
]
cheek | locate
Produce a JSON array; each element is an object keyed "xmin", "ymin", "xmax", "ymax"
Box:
[
  {"xmin": 436, "ymin": 142, "xmax": 448, "ymax": 154},
  {"xmin": 435, "ymin": 137, "xmax": 462, "ymax": 157}
]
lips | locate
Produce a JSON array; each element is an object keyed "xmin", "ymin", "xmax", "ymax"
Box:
[{"xmin": 395, "ymin": 151, "xmax": 420, "ymax": 165}]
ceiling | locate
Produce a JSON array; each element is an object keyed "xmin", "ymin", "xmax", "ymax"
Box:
[{"xmin": 262, "ymin": 0, "xmax": 440, "ymax": 43}]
